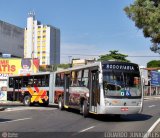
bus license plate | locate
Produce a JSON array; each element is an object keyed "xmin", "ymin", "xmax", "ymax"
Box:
[{"xmin": 121, "ymin": 107, "xmax": 128, "ymax": 111}]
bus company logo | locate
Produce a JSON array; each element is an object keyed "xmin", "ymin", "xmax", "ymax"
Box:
[
  {"xmin": 104, "ymin": 64, "xmax": 135, "ymax": 71},
  {"xmin": 27, "ymin": 85, "xmax": 48, "ymax": 103}
]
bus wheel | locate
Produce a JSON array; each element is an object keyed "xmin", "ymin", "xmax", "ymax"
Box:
[
  {"xmin": 58, "ymin": 97, "xmax": 64, "ymax": 110},
  {"xmin": 82, "ymin": 100, "xmax": 89, "ymax": 117},
  {"xmin": 23, "ymin": 95, "xmax": 31, "ymax": 106}
]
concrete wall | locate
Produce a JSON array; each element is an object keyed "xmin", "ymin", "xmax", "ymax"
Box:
[{"xmin": 0, "ymin": 20, "xmax": 24, "ymax": 57}]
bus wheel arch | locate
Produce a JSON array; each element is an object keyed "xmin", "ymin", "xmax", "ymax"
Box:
[
  {"xmin": 23, "ymin": 95, "xmax": 31, "ymax": 106},
  {"xmin": 82, "ymin": 100, "xmax": 89, "ymax": 117}
]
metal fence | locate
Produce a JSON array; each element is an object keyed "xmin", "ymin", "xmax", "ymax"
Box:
[{"xmin": 144, "ymin": 86, "xmax": 160, "ymax": 96}]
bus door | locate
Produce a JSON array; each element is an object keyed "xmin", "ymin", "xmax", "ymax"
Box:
[
  {"xmin": 89, "ymin": 69, "xmax": 100, "ymax": 113},
  {"xmin": 64, "ymin": 74, "xmax": 70, "ymax": 106},
  {"xmin": 13, "ymin": 78, "xmax": 21, "ymax": 101}
]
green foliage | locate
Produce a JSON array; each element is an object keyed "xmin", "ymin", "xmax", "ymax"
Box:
[
  {"xmin": 147, "ymin": 60, "xmax": 160, "ymax": 67},
  {"xmin": 98, "ymin": 50, "xmax": 130, "ymax": 62},
  {"xmin": 124, "ymin": 0, "xmax": 160, "ymax": 50},
  {"xmin": 57, "ymin": 64, "xmax": 70, "ymax": 69},
  {"xmin": 39, "ymin": 64, "xmax": 70, "ymax": 72}
]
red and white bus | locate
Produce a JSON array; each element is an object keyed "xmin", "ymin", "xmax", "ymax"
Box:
[{"xmin": 7, "ymin": 61, "xmax": 144, "ymax": 117}]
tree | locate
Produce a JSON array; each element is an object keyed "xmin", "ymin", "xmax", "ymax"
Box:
[
  {"xmin": 57, "ymin": 64, "xmax": 70, "ymax": 69},
  {"xmin": 98, "ymin": 50, "xmax": 130, "ymax": 62},
  {"xmin": 124, "ymin": 0, "xmax": 160, "ymax": 53},
  {"xmin": 147, "ymin": 60, "xmax": 160, "ymax": 67},
  {"xmin": 39, "ymin": 64, "xmax": 70, "ymax": 72}
]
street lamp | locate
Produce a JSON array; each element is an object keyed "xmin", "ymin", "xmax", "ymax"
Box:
[
  {"xmin": 68, "ymin": 56, "xmax": 72, "ymax": 67},
  {"xmin": 68, "ymin": 56, "xmax": 72, "ymax": 64}
]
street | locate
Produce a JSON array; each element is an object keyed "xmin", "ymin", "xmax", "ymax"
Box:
[{"xmin": 0, "ymin": 99, "xmax": 160, "ymax": 138}]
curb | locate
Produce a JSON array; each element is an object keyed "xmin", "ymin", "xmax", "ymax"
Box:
[{"xmin": 144, "ymin": 96, "xmax": 160, "ymax": 100}]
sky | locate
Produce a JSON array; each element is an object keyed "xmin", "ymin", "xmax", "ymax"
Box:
[{"xmin": 0, "ymin": 0, "xmax": 160, "ymax": 66}]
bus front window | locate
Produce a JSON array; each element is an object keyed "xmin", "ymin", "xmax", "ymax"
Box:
[{"xmin": 103, "ymin": 71, "xmax": 141, "ymax": 98}]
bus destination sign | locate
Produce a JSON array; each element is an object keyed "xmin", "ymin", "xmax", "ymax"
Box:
[{"xmin": 102, "ymin": 63, "xmax": 138, "ymax": 71}]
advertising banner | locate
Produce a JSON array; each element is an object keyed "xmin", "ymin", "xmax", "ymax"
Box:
[
  {"xmin": 0, "ymin": 78, "xmax": 7, "ymax": 101},
  {"xmin": 0, "ymin": 58, "xmax": 39, "ymax": 101},
  {"xmin": 0, "ymin": 58, "xmax": 39, "ymax": 76},
  {"xmin": 151, "ymin": 71, "xmax": 160, "ymax": 86}
]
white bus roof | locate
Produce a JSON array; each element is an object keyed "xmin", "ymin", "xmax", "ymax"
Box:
[{"xmin": 8, "ymin": 71, "xmax": 52, "ymax": 78}]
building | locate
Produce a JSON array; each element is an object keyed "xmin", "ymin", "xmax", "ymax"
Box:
[
  {"xmin": 24, "ymin": 12, "xmax": 60, "ymax": 65},
  {"xmin": 0, "ymin": 20, "xmax": 24, "ymax": 58},
  {"xmin": 72, "ymin": 58, "xmax": 96, "ymax": 67}
]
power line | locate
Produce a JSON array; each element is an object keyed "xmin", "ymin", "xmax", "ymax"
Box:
[{"xmin": 61, "ymin": 53, "xmax": 160, "ymax": 57}]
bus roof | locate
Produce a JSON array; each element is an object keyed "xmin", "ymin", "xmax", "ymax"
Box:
[
  {"xmin": 8, "ymin": 61, "xmax": 139, "ymax": 77},
  {"xmin": 8, "ymin": 71, "xmax": 52, "ymax": 78},
  {"xmin": 55, "ymin": 61, "xmax": 101, "ymax": 73}
]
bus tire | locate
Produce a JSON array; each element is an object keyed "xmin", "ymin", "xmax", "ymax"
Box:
[
  {"xmin": 82, "ymin": 100, "xmax": 89, "ymax": 117},
  {"xmin": 58, "ymin": 97, "xmax": 64, "ymax": 110},
  {"xmin": 23, "ymin": 95, "xmax": 31, "ymax": 106}
]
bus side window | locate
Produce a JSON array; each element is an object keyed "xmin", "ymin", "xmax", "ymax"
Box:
[
  {"xmin": 60, "ymin": 73, "xmax": 64, "ymax": 86},
  {"xmin": 45, "ymin": 75, "xmax": 49, "ymax": 86},
  {"xmin": 23, "ymin": 77, "xmax": 28, "ymax": 87},
  {"xmin": 77, "ymin": 70, "xmax": 82, "ymax": 86},
  {"xmin": 71, "ymin": 71, "xmax": 79, "ymax": 86},
  {"xmin": 55, "ymin": 74, "xmax": 61, "ymax": 87},
  {"xmin": 82, "ymin": 69, "xmax": 89, "ymax": 87},
  {"xmin": 9, "ymin": 78, "xmax": 14, "ymax": 88},
  {"xmin": 27, "ymin": 76, "xmax": 33, "ymax": 87}
]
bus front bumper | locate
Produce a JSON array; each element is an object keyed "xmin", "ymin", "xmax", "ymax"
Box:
[{"xmin": 98, "ymin": 106, "xmax": 142, "ymax": 115}]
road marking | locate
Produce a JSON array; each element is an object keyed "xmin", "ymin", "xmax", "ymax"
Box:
[
  {"xmin": 148, "ymin": 105, "xmax": 156, "ymax": 108},
  {"xmin": 79, "ymin": 126, "xmax": 95, "ymax": 133},
  {"xmin": 0, "ymin": 118, "xmax": 32, "ymax": 124},
  {"xmin": 143, "ymin": 117, "xmax": 160, "ymax": 138},
  {"xmin": 5, "ymin": 107, "xmax": 57, "ymax": 112}
]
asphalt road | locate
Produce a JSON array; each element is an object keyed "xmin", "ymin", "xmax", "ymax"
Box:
[{"xmin": 0, "ymin": 99, "xmax": 160, "ymax": 138}]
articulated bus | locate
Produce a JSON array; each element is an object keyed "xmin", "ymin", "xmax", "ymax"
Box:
[{"xmin": 7, "ymin": 61, "xmax": 143, "ymax": 117}]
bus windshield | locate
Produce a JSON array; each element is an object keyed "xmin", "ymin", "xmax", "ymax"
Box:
[{"xmin": 103, "ymin": 71, "xmax": 142, "ymax": 98}]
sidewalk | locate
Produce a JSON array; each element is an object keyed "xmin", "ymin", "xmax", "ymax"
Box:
[
  {"xmin": 0, "ymin": 101, "xmax": 22, "ymax": 105},
  {"xmin": 144, "ymin": 95, "xmax": 160, "ymax": 100},
  {"xmin": 0, "ymin": 101, "xmax": 23, "ymax": 111}
]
